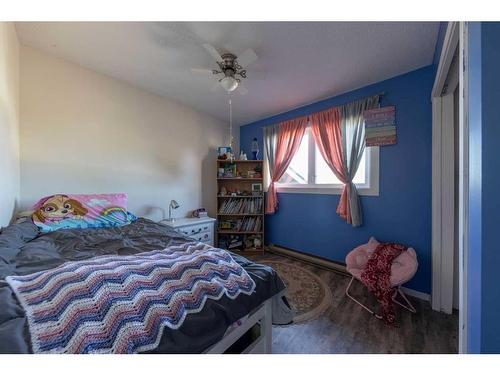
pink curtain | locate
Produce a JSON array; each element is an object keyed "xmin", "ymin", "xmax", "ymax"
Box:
[
  {"xmin": 310, "ymin": 108, "xmax": 353, "ymax": 224},
  {"xmin": 266, "ymin": 117, "xmax": 307, "ymax": 214}
]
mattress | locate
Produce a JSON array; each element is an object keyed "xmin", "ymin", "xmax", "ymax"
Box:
[{"xmin": 0, "ymin": 218, "xmax": 285, "ymax": 354}]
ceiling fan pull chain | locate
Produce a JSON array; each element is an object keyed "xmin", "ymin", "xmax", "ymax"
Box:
[{"xmin": 229, "ymin": 94, "xmax": 233, "ymax": 150}]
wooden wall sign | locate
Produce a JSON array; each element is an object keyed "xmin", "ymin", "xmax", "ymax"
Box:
[{"xmin": 364, "ymin": 106, "xmax": 396, "ymax": 146}]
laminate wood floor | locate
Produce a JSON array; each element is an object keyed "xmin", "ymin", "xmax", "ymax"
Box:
[{"xmin": 250, "ymin": 252, "xmax": 458, "ymax": 354}]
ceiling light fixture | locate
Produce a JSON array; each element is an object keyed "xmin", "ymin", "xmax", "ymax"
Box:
[
  {"xmin": 220, "ymin": 76, "xmax": 238, "ymax": 92},
  {"xmin": 191, "ymin": 45, "xmax": 256, "ymax": 95}
]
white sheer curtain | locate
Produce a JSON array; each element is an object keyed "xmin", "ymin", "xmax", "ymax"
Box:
[{"xmin": 339, "ymin": 94, "xmax": 380, "ymax": 226}]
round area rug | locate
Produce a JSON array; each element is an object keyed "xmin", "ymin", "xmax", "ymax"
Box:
[{"xmin": 262, "ymin": 260, "xmax": 334, "ymax": 324}]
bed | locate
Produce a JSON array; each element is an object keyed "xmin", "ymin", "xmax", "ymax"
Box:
[{"xmin": 0, "ymin": 218, "xmax": 286, "ymax": 354}]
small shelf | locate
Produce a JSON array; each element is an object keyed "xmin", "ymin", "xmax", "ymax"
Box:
[{"xmin": 217, "ymin": 213, "xmax": 264, "ymax": 216}]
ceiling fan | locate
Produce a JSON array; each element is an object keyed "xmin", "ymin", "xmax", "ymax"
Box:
[{"xmin": 190, "ymin": 43, "xmax": 259, "ymax": 95}]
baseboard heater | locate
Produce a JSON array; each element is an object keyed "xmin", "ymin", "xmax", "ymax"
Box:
[
  {"xmin": 267, "ymin": 243, "xmax": 350, "ymax": 275},
  {"xmin": 267, "ymin": 243, "xmax": 430, "ymax": 302}
]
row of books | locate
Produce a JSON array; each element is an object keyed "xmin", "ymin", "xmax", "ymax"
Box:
[
  {"xmin": 218, "ymin": 198, "xmax": 263, "ymax": 214},
  {"xmin": 218, "ymin": 217, "xmax": 262, "ymax": 232}
]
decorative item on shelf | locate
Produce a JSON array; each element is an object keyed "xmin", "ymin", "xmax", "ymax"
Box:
[
  {"xmin": 168, "ymin": 200, "xmax": 180, "ymax": 222},
  {"xmin": 217, "ymin": 146, "xmax": 233, "ymax": 160},
  {"xmin": 219, "ymin": 220, "xmax": 233, "ymax": 230},
  {"xmin": 239, "ymin": 151, "xmax": 248, "ymax": 161},
  {"xmin": 218, "ymin": 168, "xmax": 225, "ymax": 177},
  {"xmin": 251, "ymin": 138, "xmax": 259, "ymax": 160},
  {"xmin": 221, "ymin": 163, "xmax": 236, "ymax": 178},
  {"xmin": 219, "ymin": 186, "xmax": 227, "ymax": 196},
  {"xmin": 253, "ymin": 163, "xmax": 263, "ymax": 178},
  {"xmin": 253, "ymin": 237, "xmax": 262, "ymax": 248},
  {"xmin": 243, "ymin": 234, "xmax": 262, "ymax": 250},
  {"xmin": 252, "ymin": 183, "xmax": 263, "ymax": 195}
]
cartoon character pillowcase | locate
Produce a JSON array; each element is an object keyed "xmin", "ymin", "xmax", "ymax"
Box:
[{"xmin": 32, "ymin": 193, "xmax": 137, "ymax": 233}]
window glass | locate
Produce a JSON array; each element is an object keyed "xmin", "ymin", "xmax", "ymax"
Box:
[
  {"xmin": 278, "ymin": 132, "xmax": 309, "ymax": 184},
  {"xmin": 315, "ymin": 145, "xmax": 366, "ymax": 184}
]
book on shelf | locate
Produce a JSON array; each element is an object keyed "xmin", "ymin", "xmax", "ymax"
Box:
[
  {"xmin": 218, "ymin": 197, "xmax": 263, "ymax": 214},
  {"xmin": 218, "ymin": 216, "xmax": 262, "ymax": 232}
]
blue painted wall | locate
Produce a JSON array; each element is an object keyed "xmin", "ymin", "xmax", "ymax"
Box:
[
  {"xmin": 240, "ymin": 66, "xmax": 434, "ymax": 294},
  {"xmin": 467, "ymin": 21, "xmax": 500, "ymax": 354}
]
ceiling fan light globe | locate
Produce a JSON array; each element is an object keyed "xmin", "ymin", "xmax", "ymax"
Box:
[{"xmin": 220, "ymin": 76, "xmax": 238, "ymax": 92}]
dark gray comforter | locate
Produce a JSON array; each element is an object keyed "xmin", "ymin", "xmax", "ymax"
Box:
[{"xmin": 0, "ymin": 218, "xmax": 284, "ymax": 354}]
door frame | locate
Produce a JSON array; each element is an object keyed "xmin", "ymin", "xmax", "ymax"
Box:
[
  {"xmin": 431, "ymin": 21, "xmax": 459, "ymax": 314},
  {"xmin": 458, "ymin": 21, "xmax": 469, "ymax": 355},
  {"xmin": 431, "ymin": 21, "xmax": 469, "ymax": 353}
]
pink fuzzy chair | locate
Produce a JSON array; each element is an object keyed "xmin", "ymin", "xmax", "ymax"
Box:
[{"xmin": 345, "ymin": 237, "xmax": 418, "ymax": 319}]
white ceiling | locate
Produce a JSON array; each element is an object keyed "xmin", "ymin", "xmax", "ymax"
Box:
[{"xmin": 16, "ymin": 22, "xmax": 439, "ymax": 125}]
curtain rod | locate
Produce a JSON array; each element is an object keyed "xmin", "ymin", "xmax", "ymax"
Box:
[{"xmin": 261, "ymin": 91, "xmax": 386, "ymax": 128}]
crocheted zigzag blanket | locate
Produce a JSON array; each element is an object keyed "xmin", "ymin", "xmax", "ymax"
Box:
[{"xmin": 6, "ymin": 242, "xmax": 256, "ymax": 354}]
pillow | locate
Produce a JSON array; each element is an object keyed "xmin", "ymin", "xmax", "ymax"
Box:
[{"xmin": 32, "ymin": 193, "xmax": 136, "ymax": 233}]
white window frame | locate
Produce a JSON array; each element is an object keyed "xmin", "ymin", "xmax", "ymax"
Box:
[{"xmin": 275, "ymin": 127, "xmax": 380, "ymax": 196}]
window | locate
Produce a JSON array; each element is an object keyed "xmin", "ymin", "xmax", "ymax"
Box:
[{"xmin": 276, "ymin": 127, "xmax": 379, "ymax": 195}]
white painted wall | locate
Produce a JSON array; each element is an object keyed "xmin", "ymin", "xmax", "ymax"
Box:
[
  {"xmin": 20, "ymin": 46, "xmax": 232, "ymax": 220},
  {"xmin": 0, "ymin": 23, "xmax": 20, "ymax": 227}
]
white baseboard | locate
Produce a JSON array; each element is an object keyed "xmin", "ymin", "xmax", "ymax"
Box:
[
  {"xmin": 401, "ymin": 287, "xmax": 431, "ymax": 302},
  {"xmin": 268, "ymin": 244, "xmax": 431, "ymax": 302}
]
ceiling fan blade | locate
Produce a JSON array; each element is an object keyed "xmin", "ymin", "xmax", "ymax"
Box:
[
  {"xmin": 237, "ymin": 85, "xmax": 248, "ymax": 96},
  {"xmin": 203, "ymin": 43, "xmax": 223, "ymax": 62},
  {"xmin": 210, "ymin": 82, "xmax": 222, "ymax": 92},
  {"xmin": 237, "ymin": 48, "xmax": 258, "ymax": 68},
  {"xmin": 190, "ymin": 68, "xmax": 214, "ymax": 75}
]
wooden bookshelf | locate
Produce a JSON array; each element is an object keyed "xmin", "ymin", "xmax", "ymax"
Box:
[{"xmin": 216, "ymin": 159, "xmax": 265, "ymax": 255}]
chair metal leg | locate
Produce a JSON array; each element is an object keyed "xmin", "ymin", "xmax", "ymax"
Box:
[
  {"xmin": 345, "ymin": 277, "xmax": 417, "ymax": 319},
  {"xmin": 345, "ymin": 276, "xmax": 382, "ymax": 319},
  {"xmin": 392, "ymin": 287, "xmax": 417, "ymax": 313}
]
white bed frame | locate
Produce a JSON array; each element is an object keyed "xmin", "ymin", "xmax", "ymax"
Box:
[{"xmin": 204, "ymin": 299, "xmax": 273, "ymax": 354}]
